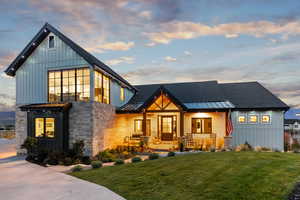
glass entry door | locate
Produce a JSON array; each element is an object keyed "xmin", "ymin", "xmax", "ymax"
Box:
[{"xmin": 160, "ymin": 116, "xmax": 176, "ymax": 141}]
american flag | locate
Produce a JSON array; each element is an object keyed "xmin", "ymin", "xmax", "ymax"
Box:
[{"xmin": 226, "ymin": 110, "xmax": 233, "ymax": 136}]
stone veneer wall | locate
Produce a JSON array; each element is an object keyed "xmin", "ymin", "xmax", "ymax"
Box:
[
  {"xmin": 15, "ymin": 108, "xmax": 27, "ymax": 154},
  {"xmin": 69, "ymin": 102, "xmax": 93, "ymax": 155},
  {"xmin": 69, "ymin": 101, "xmax": 116, "ymax": 156},
  {"xmin": 91, "ymin": 102, "xmax": 115, "ymax": 156}
]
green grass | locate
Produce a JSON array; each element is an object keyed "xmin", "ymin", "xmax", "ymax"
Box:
[{"xmin": 71, "ymin": 152, "xmax": 300, "ymax": 200}]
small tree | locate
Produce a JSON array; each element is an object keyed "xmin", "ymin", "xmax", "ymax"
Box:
[{"xmin": 21, "ymin": 137, "xmax": 38, "ymax": 154}]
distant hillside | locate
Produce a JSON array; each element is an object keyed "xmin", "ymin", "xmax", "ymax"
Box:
[
  {"xmin": 285, "ymin": 109, "xmax": 300, "ymax": 120},
  {"xmin": 0, "ymin": 112, "xmax": 15, "ymax": 126}
]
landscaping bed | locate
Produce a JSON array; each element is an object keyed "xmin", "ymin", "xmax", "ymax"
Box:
[{"xmin": 71, "ymin": 152, "xmax": 300, "ymax": 200}]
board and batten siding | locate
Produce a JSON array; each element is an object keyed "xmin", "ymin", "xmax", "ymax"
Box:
[
  {"xmin": 231, "ymin": 110, "xmax": 284, "ymax": 151},
  {"xmin": 15, "ymin": 32, "xmax": 134, "ymax": 107},
  {"xmin": 110, "ymin": 80, "xmax": 134, "ymax": 107},
  {"xmin": 16, "ymin": 33, "xmax": 89, "ymax": 105}
]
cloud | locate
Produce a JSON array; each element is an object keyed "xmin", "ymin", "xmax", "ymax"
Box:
[
  {"xmin": 164, "ymin": 56, "xmax": 177, "ymax": 62},
  {"xmin": 86, "ymin": 41, "xmax": 135, "ymax": 53},
  {"xmin": 139, "ymin": 10, "xmax": 152, "ymax": 20},
  {"xmin": 184, "ymin": 51, "xmax": 192, "ymax": 56},
  {"xmin": 106, "ymin": 56, "xmax": 135, "ymax": 66},
  {"xmin": 145, "ymin": 20, "xmax": 300, "ymax": 44},
  {"xmin": 145, "ymin": 42, "xmax": 156, "ymax": 47}
]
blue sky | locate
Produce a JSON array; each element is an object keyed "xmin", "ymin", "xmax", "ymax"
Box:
[{"xmin": 0, "ymin": 0, "xmax": 300, "ymax": 111}]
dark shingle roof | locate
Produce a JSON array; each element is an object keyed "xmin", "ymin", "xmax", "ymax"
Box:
[
  {"xmin": 118, "ymin": 81, "xmax": 289, "ymax": 112},
  {"xmin": 285, "ymin": 119, "xmax": 300, "ymax": 124},
  {"xmin": 220, "ymin": 82, "xmax": 289, "ymax": 109},
  {"xmin": 4, "ymin": 23, "xmax": 135, "ymax": 91}
]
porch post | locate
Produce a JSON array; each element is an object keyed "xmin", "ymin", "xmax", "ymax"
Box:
[
  {"xmin": 143, "ymin": 109, "xmax": 147, "ymax": 136},
  {"xmin": 180, "ymin": 111, "xmax": 184, "ymax": 137}
]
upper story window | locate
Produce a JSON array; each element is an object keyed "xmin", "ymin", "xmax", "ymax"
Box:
[
  {"xmin": 94, "ymin": 70, "xmax": 110, "ymax": 104},
  {"xmin": 238, "ymin": 115, "xmax": 246, "ymax": 124},
  {"xmin": 249, "ymin": 115, "xmax": 258, "ymax": 123},
  {"xmin": 120, "ymin": 87, "xmax": 125, "ymax": 102},
  {"xmin": 48, "ymin": 68, "xmax": 90, "ymax": 102},
  {"xmin": 48, "ymin": 35, "xmax": 55, "ymax": 48},
  {"xmin": 262, "ymin": 115, "xmax": 271, "ymax": 124}
]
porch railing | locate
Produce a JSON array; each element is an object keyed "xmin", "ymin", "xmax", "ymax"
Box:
[{"xmin": 183, "ymin": 133, "xmax": 217, "ymax": 150}]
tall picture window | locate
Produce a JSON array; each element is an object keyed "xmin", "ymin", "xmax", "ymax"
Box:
[
  {"xmin": 94, "ymin": 70, "xmax": 110, "ymax": 104},
  {"xmin": 48, "ymin": 68, "xmax": 90, "ymax": 102},
  {"xmin": 120, "ymin": 87, "xmax": 125, "ymax": 101}
]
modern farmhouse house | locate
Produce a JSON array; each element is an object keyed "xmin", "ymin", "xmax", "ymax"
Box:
[{"xmin": 5, "ymin": 23, "xmax": 289, "ymax": 156}]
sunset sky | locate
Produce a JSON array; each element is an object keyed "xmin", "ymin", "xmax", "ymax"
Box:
[{"xmin": 0, "ymin": 0, "xmax": 300, "ymax": 111}]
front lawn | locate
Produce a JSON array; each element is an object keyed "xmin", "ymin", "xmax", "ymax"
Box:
[{"xmin": 71, "ymin": 152, "xmax": 300, "ymax": 200}]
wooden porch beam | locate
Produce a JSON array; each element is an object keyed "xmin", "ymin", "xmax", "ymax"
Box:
[
  {"xmin": 142, "ymin": 110, "xmax": 147, "ymax": 136},
  {"xmin": 180, "ymin": 111, "xmax": 184, "ymax": 137}
]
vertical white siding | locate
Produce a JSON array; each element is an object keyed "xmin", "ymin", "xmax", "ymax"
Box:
[
  {"xmin": 16, "ymin": 33, "xmax": 89, "ymax": 105},
  {"xmin": 232, "ymin": 110, "xmax": 284, "ymax": 151}
]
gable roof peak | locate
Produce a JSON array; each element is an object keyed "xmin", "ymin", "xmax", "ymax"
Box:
[{"xmin": 5, "ymin": 23, "xmax": 136, "ymax": 91}]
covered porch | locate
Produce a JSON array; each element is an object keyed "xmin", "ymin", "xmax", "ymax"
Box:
[{"xmin": 115, "ymin": 87, "xmax": 232, "ymax": 151}]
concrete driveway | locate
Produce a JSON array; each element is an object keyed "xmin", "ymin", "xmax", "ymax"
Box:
[{"xmin": 0, "ymin": 139, "xmax": 125, "ymax": 200}]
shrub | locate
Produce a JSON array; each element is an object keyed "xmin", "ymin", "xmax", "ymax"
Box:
[
  {"xmin": 254, "ymin": 146, "xmax": 262, "ymax": 152},
  {"xmin": 131, "ymin": 157, "xmax": 142, "ymax": 163},
  {"xmin": 292, "ymin": 140, "xmax": 300, "ymax": 151},
  {"xmin": 179, "ymin": 142, "xmax": 184, "ymax": 152},
  {"xmin": 81, "ymin": 156, "xmax": 91, "ymax": 165},
  {"xmin": 235, "ymin": 142, "xmax": 253, "ymax": 152},
  {"xmin": 114, "ymin": 159, "xmax": 125, "ymax": 165},
  {"xmin": 64, "ymin": 157, "xmax": 73, "ymax": 166},
  {"xmin": 91, "ymin": 161, "xmax": 103, "ymax": 169},
  {"xmin": 167, "ymin": 152, "xmax": 176, "ymax": 157},
  {"xmin": 71, "ymin": 165, "xmax": 83, "ymax": 172},
  {"xmin": 149, "ymin": 153, "xmax": 159, "ymax": 160},
  {"xmin": 21, "ymin": 137, "xmax": 38, "ymax": 154},
  {"xmin": 210, "ymin": 148, "xmax": 216, "ymax": 152},
  {"xmin": 261, "ymin": 147, "xmax": 271, "ymax": 152},
  {"xmin": 68, "ymin": 140, "xmax": 84, "ymax": 159},
  {"xmin": 97, "ymin": 150, "xmax": 116, "ymax": 163}
]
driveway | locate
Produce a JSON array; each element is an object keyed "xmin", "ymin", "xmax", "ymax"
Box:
[{"xmin": 0, "ymin": 139, "xmax": 125, "ymax": 200}]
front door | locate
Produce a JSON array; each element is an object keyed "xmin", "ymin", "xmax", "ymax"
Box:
[{"xmin": 161, "ymin": 116, "xmax": 174, "ymax": 141}]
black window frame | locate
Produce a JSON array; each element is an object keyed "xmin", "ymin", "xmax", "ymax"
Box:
[
  {"xmin": 48, "ymin": 35, "xmax": 55, "ymax": 49},
  {"xmin": 48, "ymin": 68, "xmax": 90, "ymax": 103},
  {"xmin": 34, "ymin": 117, "xmax": 56, "ymax": 139}
]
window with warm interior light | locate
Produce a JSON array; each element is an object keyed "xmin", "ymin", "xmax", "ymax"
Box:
[
  {"xmin": 35, "ymin": 117, "xmax": 55, "ymax": 138},
  {"xmin": 48, "ymin": 68, "xmax": 90, "ymax": 102},
  {"xmin": 120, "ymin": 87, "xmax": 125, "ymax": 101},
  {"xmin": 262, "ymin": 115, "xmax": 271, "ymax": 123},
  {"xmin": 192, "ymin": 118, "xmax": 212, "ymax": 134},
  {"xmin": 238, "ymin": 116, "xmax": 246, "ymax": 123},
  {"xmin": 249, "ymin": 115, "xmax": 258, "ymax": 123},
  {"xmin": 94, "ymin": 70, "xmax": 110, "ymax": 104},
  {"xmin": 133, "ymin": 119, "xmax": 151, "ymax": 137}
]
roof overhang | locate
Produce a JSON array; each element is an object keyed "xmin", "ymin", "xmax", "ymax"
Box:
[{"xmin": 19, "ymin": 103, "xmax": 72, "ymax": 112}]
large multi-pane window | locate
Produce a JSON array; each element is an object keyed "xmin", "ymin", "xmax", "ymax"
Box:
[
  {"xmin": 48, "ymin": 68, "xmax": 90, "ymax": 102},
  {"xmin": 94, "ymin": 70, "xmax": 110, "ymax": 104}
]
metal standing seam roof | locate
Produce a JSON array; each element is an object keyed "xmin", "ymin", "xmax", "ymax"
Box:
[{"xmin": 184, "ymin": 101, "xmax": 235, "ymax": 109}]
